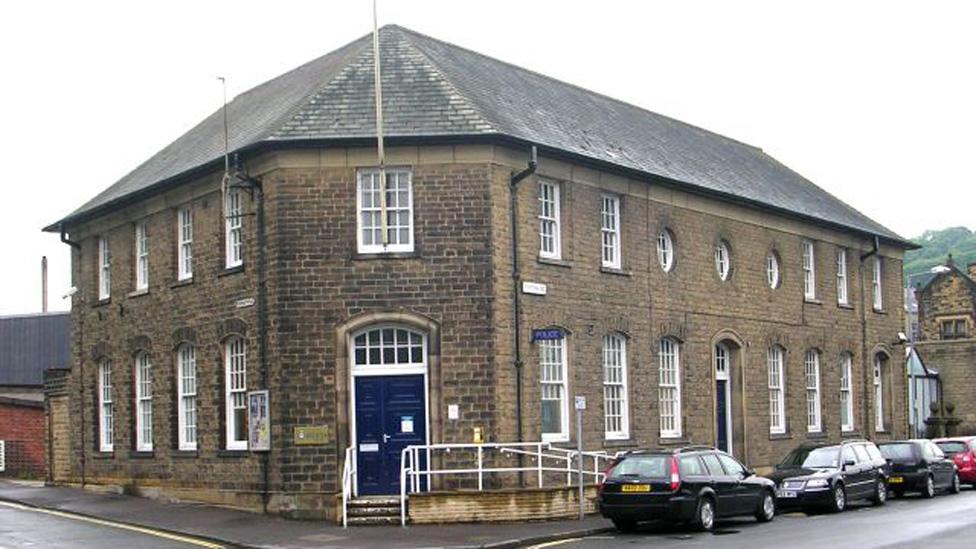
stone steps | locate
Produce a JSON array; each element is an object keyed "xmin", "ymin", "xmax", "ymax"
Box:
[{"xmin": 346, "ymin": 496, "xmax": 403, "ymax": 526}]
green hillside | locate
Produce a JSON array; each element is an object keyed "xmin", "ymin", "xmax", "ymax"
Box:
[{"xmin": 904, "ymin": 226, "xmax": 976, "ymax": 283}]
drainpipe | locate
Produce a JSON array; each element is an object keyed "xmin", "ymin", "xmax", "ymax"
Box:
[
  {"xmin": 58, "ymin": 224, "xmax": 84, "ymax": 486},
  {"xmin": 859, "ymin": 236, "xmax": 880, "ymax": 437},
  {"xmin": 235, "ymin": 169, "xmax": 270, "ymax": 512},
  {"xmin": 509, "ymin": 146, "xmax": 537, "ymax": 458}
]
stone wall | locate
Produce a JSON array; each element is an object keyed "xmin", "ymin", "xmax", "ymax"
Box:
[
  {"xmin": 915, "ymin": 340, "xmax": 976, "ymax": 433},
  {"xmin": 408, "ymin": 485, "xmax": 598, "ymax": 524}
]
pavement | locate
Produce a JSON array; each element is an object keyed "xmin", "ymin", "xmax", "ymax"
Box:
[
  {"xmin": 540, "ymin": 488, "xmax": 976, "ymax": 549},
  {"xmin": 0, "ymin": 480, "xmax": 612, "ymax": 548}
]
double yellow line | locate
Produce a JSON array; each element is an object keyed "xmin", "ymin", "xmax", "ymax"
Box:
[{"xmin": 0, "ymin": 500, "xmax": 225, "ymax": 548}]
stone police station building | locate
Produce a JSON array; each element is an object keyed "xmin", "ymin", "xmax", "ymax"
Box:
[{"xmin": 44, "ymin": 26, "xmax": 912, "ymax": 521}]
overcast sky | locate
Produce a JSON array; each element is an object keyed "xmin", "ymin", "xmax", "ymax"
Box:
[{"xmin": 1, "ymin": 0, "xmax": 973, "ymax": 316}]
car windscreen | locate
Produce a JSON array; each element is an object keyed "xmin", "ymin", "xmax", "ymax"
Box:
[
  {"xmin": 609, "ymin": 455, "xmax": 669, "ymax": 479},
  {"xmin": 879, "ymin": 443, "xmax": 915, "ymax": 461},
  {"xmin": 800, "ymin": 446, "xmax": 840, "ymax": 468},
  {"xmin": 936, "ymin": 441, "xmax": 967, "ymax": 456},
  {"xmin": 779, "ymin": 447, "xmax": 813, "ymax": 468}
]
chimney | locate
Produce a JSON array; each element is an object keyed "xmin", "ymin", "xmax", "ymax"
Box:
[
  {"xmin": 41, "ymin": 256, "xmax": 48, "ymax": 313},
  {"xmin": 968, "ymin": 262, "xmax": 976, "ymax": 281}
]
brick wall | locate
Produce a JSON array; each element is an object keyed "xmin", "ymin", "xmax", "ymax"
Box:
[
  {"xmin": 917, "ymin": 269, "xmax": 976, "ymax": 340},
  {"xmin": 0, "ymin": 399, "xmax": 45, "ymax": 477}
]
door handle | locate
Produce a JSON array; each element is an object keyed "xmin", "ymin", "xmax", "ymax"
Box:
[{"xmin": 382, "ymin": 434, "xmax": 391, "ymax": 443}]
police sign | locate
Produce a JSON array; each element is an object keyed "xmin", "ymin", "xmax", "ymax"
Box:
[{"xmin": 531, "ymin": 329, "xmax": 564, "ymax": 342}]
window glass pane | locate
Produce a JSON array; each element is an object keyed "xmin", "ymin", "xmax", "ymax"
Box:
[
  {"xmin": 718, "ymin": 455, "xmax": 744, "ymax": 476},
  {"xmin": 679, "ymin": 456, "xmax": 705, "ymax": 476},
  {"xmin": 701, "ymin": 453, "xmax": 724, "ymax": 476}
]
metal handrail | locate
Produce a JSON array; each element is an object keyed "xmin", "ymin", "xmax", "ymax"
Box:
[
  {"xmin": 341, "ymin": 446, "xmax": 356, "ymax": 528},
  {"xmin": 398, "ymin": 441, "xmax": 614, "ymax": 526}
]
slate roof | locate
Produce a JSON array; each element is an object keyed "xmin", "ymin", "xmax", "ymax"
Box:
[
  {"xmin": 0, "ymin": 312, "xmax": 71, "ymax": 386},
  {"xmin": 46, "ymin": 25, "xmax": 911, "ymax": 247}
]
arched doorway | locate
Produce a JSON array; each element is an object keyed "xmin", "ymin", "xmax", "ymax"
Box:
[
  {"xmin": 350, "ymin": 325, "xmax": 429, "ymax": 495},
  {"xmin": 712, "ymin": 333, "xmax": 745, "ymax": 460}
]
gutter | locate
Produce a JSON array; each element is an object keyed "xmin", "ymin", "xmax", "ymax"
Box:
[
  {"xmin": 859, "ymin": 235, "xmax": 880, "ymax": 436},
  {"xmin": 41, "ymin": 135, "xmax": 919, "ymax": 251},
  {"xmin": 509, "ymin": 146, "xmax": 537, "ymax": 451}
]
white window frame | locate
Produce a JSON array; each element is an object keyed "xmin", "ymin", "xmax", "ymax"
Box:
[
  {"xmin": 874, "ymin": 356, "xmax": 885, "ymax": 432},
  {"xmin": 134, "ymin": 222, "xmax": 149, "ymax": 291},
  {"xmin": 134, "ymin": 352, "xmax": 153, "ymax": 452},
  {"xmin": 538, "ymin": 181, "xmax": 561, "ymax": 260},
  {"xmin": 97, "ymin": 359, "xmax": 113, "ymax": 452},
  {"xmin": 98, "ymin": 237, "xmax": 111, "ymax": 300},
  {"xmin": 766, "ymin": 251, "xmax": 780, "ymax": 289},
  {"xmin": 836, "ymin": 249, "xmax": 848, "ymax": 305},
  {"xmin": 225, "ymin": 337, "xmax": 248, "ymax": 450},
  {"xmin": 177, "ymin": 208, "xmax": 193, "ymax": 281},
  {"xmin": 715, "ymin": 240, "xmax": 731, "ymax": 281},
  {"xmin": 539, "ymin": 337, "xmax": 569, "ymax": 442},
  {"xmin": 802, "ymin": 240, "xmax": 816, "ymax": 300},
  {"xmin": 657, "ymin": 229, "xmax": 675, "ymax": 272},
  {"xmin": 768, "ymin": 346, "xmax": 786, "ymax": 435},
  {"xmin": 356, "ymin": 168, "xmax": 415, "ymax": 254},
  {"xmin": 177, "ymin": 344, "xmax": 198, "ymax": 451},
  {"xmin": 600, "ymin": 195, "xmax": 621, "ymax": 269},
  {"xmin": 658, "ymin": 338, "xmax": 682, "ymax": 439},
  {"xmin": 225, "ymin": 187, "xmax": 243, "ymax": 268},
  {"xmin": 872, "ymin": 257, "xmax": 883, "ymax": 310},
  {"xmin": 840, "ymin": 353, "xmax": 854, "ymax": 432},
  {"xmin": 602, "ymin": 334, "xmax": 629, "ymax": 440},
  {"xmin": 804, "ymin": 350, "xmax": 822, "ymax": 433}
]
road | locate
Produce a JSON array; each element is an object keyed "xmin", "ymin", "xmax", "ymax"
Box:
[
  {"xmin": 536, "ymin": 489, "xmax": 976, "ymax": 549},
  {"xmin": 0, "ymin": 501, "xmax": 221, "ymax": 549}
]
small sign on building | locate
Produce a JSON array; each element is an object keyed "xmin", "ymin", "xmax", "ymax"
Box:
[
  {"xmin": 522, "ymin": 281, "xmax": 548, "ymax": 296},
  {"xmin": 294, "ymin": 425, "xmax": 331, "ymax": 446},
  {"xmin": 247, "ymin": 390, "xmax": 271, "ymax": 452},
  {"xmin": 532, "ymin": 328, "xmax": 564, "ymax": 342},
  {"xmin": 574, "ymin": 395, "xmax": 587, "ymax": 411}
]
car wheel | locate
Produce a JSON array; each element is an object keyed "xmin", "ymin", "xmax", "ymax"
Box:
[
  {"xmin": 950, "ymin": 473, "xmax": 961, "ymax": 495},
  {"xmin": 830, "ymin": 484, "xmax": 847, "ymax": 513},
  {"xmin": 612, "ymin": 518, "xmax": 638, "ymax": 533},
  {"xmin": 755, "ymin": 490, "xmax": 776, "ymax": 522},
  {"xmin": 871, "ymin": 479, "xmax": 887, "ymax": 506},
  {"xmin": 694, "ymin": 497, "xmax": 715, "ymax": 531},
  {"xmin": 923, "ymin": 475, "xmax": 935, "ymax": 499}
]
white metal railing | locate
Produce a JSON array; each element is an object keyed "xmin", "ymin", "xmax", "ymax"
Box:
[
  {"xmin": 0, "ymin": 440, "xmax": 5, "ymax": 472},
  {"xmin": 341, "ymin": 446, "xmax": 357, "ymax": 527},
  {"xmin": 398, "ymin": 442, "xmax": 613, "ymax": 526}
]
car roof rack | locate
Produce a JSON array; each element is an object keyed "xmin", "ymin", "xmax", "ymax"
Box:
[{"xmin": 676, "ymin": 445, "xmax": 715, "ymax": 453}]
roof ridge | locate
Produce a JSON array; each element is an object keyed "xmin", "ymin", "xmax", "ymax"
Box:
[
  {"xmin": 393, "ymin": 27, "xmax": 500, "ymax": 135},
  {"xmin": 390, "ymin": 25, "xmax": 763, "ymax": 153}
]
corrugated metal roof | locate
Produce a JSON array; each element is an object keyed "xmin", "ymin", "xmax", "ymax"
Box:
[
  {"xmin": 0, "ymin": 312, "xmax": 71, "ymax": 386},
  {"xmin": 46, "ymin": 25, "xmax": 911, "ymax": 247}
]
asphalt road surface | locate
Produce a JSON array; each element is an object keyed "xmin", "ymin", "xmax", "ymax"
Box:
[
  {"xmin": 0, "ymin": 501, "xmax": 220, "ymax": 549},
  {"xmin": 535, "ymin": 489, "xmax": 976, "ymax": 549}
]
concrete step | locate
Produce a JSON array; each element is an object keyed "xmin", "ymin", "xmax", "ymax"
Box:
[
  {"xmin": 347, "ymin": 515, "xmax": 401, "ymax": 526},
  {"xmin": 347, "ymin": 496, "xmax": 401, "ymax": 508},
  {"xmin": 347, "ymin": 505, "xmax": 400, "ymax": 518}
]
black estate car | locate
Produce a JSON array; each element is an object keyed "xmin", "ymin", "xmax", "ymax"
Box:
[
  {"xmin": 769, "ymin": 440, "xmax": 888, "ymax": 513},
  {"xmin": 878, "ymin": 440, "xmax": 960, "ymax": 498},
  {"xmin": 598, "ymin": 446, "xmax": 776, "ymax": 532}
]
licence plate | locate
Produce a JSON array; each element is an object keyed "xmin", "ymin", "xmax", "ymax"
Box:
[
  {"xmin": 621, "ymin": 484, "xmax": 651, "ymax": 493},
  {"xmin": 777, "ymin": 490, "xmax": 797, "ymax": 498},
  {"xmin": 889, "ymin": 476, "xmax": 903, "ymax": 484}
]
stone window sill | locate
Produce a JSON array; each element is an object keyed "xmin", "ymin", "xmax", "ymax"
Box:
[
  {"xmin": 769, "ymin": 432, "xmax": 793, "ymax": 441},
  {"xmin": 603, "ymin": 438, "xmax": 637, "ymax": 449},
  {"xmin": 127, "ymin": 289, "xmax": 149, "ymax": 299},
  {"xmin": 806, "ymin": 431, "xmax": 828, "ymax": 440},
  {"xmin": 128, "ymin": 451, "xmax": 155, "ymax": 459},
  {"xmin": 92, "ymin": 451, "xmax": 114, "ymax": 459},
  {"xmin": 804, "ymin": 298, "xmax": 822, "ymax": 306},
  {"xmin": 537, "ymin": 256, "xmax": 572, "ymax": 268},
  {"xmin": 352, "ymin": 251, "xmax": 420, "ymax": 261},
  {"xmin": 218, "ymin": 265, "xmax": 245, "ymax": 278},
  {"xmin": 170, "ymin": 278, "xmax": 194, "ymax": 289},
  {"xmin": 217, "ymin": 449, "xmax": 249, "ymax": 458},
  {"xmin": 92, "ymin": 298, "xmax": 112, "ymax": 309},
  {"xmin": 172, "ymin": 450, "xmax": 199, "ymax": 458},
  {"xmin": 600, "ymin": 266, "xmax": 632, "ymax": 277},
  {"xmin": 657, "ymin": 437, "xmax": 691, "ymax": 446},
  {"xmin": 837, "ymin": 302, "xmax": 854, "ymax": 310},
  {"xmin": 873, "ymin": 308, "xmax": 888, "ymax": 315}
]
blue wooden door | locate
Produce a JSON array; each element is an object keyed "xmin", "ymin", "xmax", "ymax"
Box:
[
  {"xmin": 355, "ymin": 375, "xmax": 427, "ymax": 495},
  {"xmin": 716, "ymin": 380, "xmax": 729, "ymax": 452}
]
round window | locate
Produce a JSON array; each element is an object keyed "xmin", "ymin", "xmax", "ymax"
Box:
[
  {"xmin": 657, "ymin": 229, "xmax": 675, "ymax": 272},
  {"xmin": 766, "ymin": 251, "xmax": 780, "ymax": 288},
  {"xmin": 714, "ymin": 240, "xmax": 731, "ymax": 281}
]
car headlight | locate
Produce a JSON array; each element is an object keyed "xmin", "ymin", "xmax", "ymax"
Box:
[{"xmin": 806, "ymin": 479, "xmax": 829, "ymax": 488}]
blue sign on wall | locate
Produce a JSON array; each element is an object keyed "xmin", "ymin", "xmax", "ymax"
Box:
[{"xmin": 532, "ymin": 329, "xmax": 564, "ymax": 342}]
